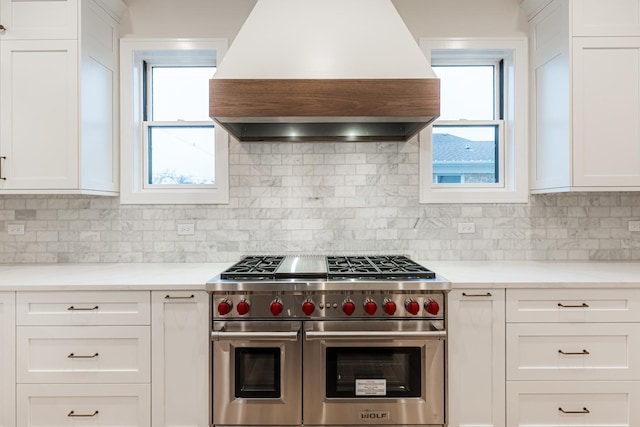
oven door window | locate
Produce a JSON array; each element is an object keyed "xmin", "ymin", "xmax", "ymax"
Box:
[
  {"xmin": 235, "ymin": 348, "xmax": 281, "ymax": 398},
  {"xmin": 326, "ymin": 347, "xmax": 421, "ymax": 398}
]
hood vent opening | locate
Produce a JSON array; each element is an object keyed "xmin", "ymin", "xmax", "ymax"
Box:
[{"xmin": 210, "ymin": 0, "xmax": 440, "ymax": 142}]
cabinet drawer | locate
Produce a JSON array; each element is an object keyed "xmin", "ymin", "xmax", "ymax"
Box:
[
  {"xmin": 506, "ymin": 323, "xmax": 640, "ymax": 380},
  {"xmin": 506, "ymin": 289, "xmax": 640, "ymax": 323},
  {"xmin": 17, "ymin": 291, "xmax": 150, "ymax": 325},
  {"xmin": 507, "ymin": 381, "xmax": 640, "ymax": 427},
  {"xmin": 16, "ymin": 326, "xmax": 150, "ymax": 384},
  {"xmin": 17, "ymin": 383, "xmax": 150, "ymax": 427}
]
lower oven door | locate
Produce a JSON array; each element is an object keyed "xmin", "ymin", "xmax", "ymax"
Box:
[
  {"xmin": 303, "ymin": 320, "xmax": 445, "ymax": 426},
  {"xmin": 212, "ymin": 320, "xmax": 302, "ymax": 426}
]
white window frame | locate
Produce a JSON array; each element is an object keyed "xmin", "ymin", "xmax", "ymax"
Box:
[
  {"xmin": 419, "ymin": 37, "xmax": 528, "ymax": 204},
  {"xmin": 120, "ymin": 38, "xmax": 229, "ymax": 204}
]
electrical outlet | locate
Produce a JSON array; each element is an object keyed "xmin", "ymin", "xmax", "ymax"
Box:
[
  {"xmin": 629, "ymin": 220, "xmax": 640, "ymax": 232},
  {"xmin": 177, "ymin": 222, "xmax": 195, "ymax": 235},
  {"xmin": 7, "ymin": 224, "xmax": 25, "ymax": 235},
  {"xmin": 457, "ymin": 222, "xmax": 476, "ymax": 234}
]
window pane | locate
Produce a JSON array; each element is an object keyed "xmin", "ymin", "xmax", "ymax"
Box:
[
  {"xmin": 432, "ymin": 125, "xmax": 498, "ymax": 184},
  {"xmin": 148, "ymin": 126, "xmax": 215, "ymax": 185},
  {"xmin": 433, "ymin": 66, "xmax": 495, "ymax": 120},
  {"xmin": 151, "ymin": 67, "xmax": 215, "ymax": 121}
]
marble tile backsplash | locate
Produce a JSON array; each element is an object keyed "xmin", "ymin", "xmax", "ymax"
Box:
[{"xmin": 1, "ymin": 139, "xmax": 640, "ymax": 263}]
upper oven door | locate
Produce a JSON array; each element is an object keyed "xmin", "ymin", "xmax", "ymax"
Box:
[
  {"xmin": 303, "ymin": 320, "xmax": 446, "ymax": 426},
  {"xmin": 212, "ymin": 320, "xmax": 302, "ymax": 426}
]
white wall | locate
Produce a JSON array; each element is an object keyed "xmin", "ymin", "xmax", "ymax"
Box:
[
  {"xmin": 120, "ymin": 0, "xmax": 258, "ymax": 38},
  {"xmin": 120, "ymin": 0, "xmax": 527, "ymax": 39},
  {"xmin": 394, "ymin": 0, "xmax": 527, "ymax": 38}
]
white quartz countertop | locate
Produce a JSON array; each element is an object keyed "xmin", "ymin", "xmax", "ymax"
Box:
[
  {"xmin": 424, "ymin": 260, "xmax": 640, "ymax": 288},
  {"xmin": 0, "ymin": 263, "xmax": 232, "ymax": 290},
  {"xmin": 0, "ymin": 260, "xmax": 640, "ymax": 291}
]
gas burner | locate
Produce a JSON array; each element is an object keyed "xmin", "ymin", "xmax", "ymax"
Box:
[
  {"xmin": 218, "ymin": 255, "xmax": 437, "ymax": 282},
  {"xmin": 220, "ymin": 255, "xmax": 285, "ymax": 279},
  {"xmin": 326, "ymin": 256, "xmax": 378, "ymax": 276},
  {"xmin": 327, "ymin": 255, "xmax": 436, "ymax": 280}
]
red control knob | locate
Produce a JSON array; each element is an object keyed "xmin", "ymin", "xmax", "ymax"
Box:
[
  {"xmin": 405, "ymin": 299, "xmax": 420, "ymax": 315},
  {"xmin": 217, "ymin": 299, "xmax": 233, "ymax": 316},
  {"xmin": 302, "ymin": 300, "xmax": 315, "ymax": 316},
  {"xmin": 237, "ymin": 299, "xmax": 250, "ymax": 315},
  {"xmin": 270, "ymin": 299, "xmax": 283, "ymax": 316},
  {"xmin": 383, "ymin": 299, "xmax": 397, "ymax": 315},
  {"xmin": 363, "ymin": 299, "xmax": 377, "ymax": 315},
  {"xmin": 342, "ymin": 299, "xmax": 356, "ymax": 316},
  {"xmin": 425, "ymin": 300, "xmax": 440, "ymax": 315}
]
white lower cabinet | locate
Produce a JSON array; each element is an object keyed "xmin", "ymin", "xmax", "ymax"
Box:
[
  {"xmin": 507, "ymin": 381, "xmax": 640, "ymax": 427},
  {"xmin": 506, "ymin": 288, "xmax": 640, "ymax": 427},
  {"xmin": 447, "ymin": 289, "xmax": 505, "ymax": 427},
  {"xmin": 16, "ymin": 325, "xmax": 151, "ymax": 384},
  {"xmin": 15, "ymin": 291, "xmax": 152, "ymax": 427},
  {"xmin": 151, "ymin": 291, "xmax": 210, "ymax": 427},
  {"xmin": 0, "ymin": 292, "xmax": 16, "ymax": 427},
  {"xmin": 507, "ymin": 322, "xmax": 640, "ymax": 381},
  {"xmin": 17, "ymin": 383, "xmax": 150, "ymax": 427}
]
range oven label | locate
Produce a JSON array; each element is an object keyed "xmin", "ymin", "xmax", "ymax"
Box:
[
  {"xmin": 355, "ymin": 379, "xmax": 386, "ymax": 396},
  {"xmin": 359, "ymin": 410, "xmax": 390, "ymax": 421}
]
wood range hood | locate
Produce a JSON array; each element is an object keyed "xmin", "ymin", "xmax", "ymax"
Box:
[{"xmin": 209, "ymin": 0, "xmax": 440, "ymax": 143}]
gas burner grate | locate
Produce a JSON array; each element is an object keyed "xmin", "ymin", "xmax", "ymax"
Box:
[
  {"xmin": 220, "ymin": 255, "xmax": 286, "ymax": 280},
  {"xmin": 327, "ymin": 255, "xmax": 436, "ymax": 280}
]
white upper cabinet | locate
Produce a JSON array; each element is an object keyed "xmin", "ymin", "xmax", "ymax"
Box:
[
  {"xmin": 0, "ymin": 0, "xmax": 125, "ymax": 195},
  {"xmin": 572, "ymin": 0, "xmax": 640, "ymax": 36},
  {"xmin": 525, "ymin": 0, "xmax": 640, "ymax": 193},
  {"xmin": 0, "ymin": 0, "xmax": 78, "ymax": 39}
]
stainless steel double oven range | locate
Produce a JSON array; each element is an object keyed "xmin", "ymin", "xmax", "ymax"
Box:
[{"xmin": 206, "ymin": 255, "xmax": 450, "ymax": 427}]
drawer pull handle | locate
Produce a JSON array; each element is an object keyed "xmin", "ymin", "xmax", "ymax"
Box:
[
  {"xmin": 0, "ymin": 25, "xmax": 6, "ymax": 34},
  {"xmin": 68, "ymin": 410, "xmax": 99, "ymax": 417},
  {"xmin": 0, "ymin": 156, "xmax": 6, "ymax": 180},
  {"xmin": 558, "ymin": 407, "xmax": 590, "ymax": 414},
  {"xmin": 67, "ymin": 305, "xmax": 99, "ymax": 311},
  {"xmin": 557, "ymin": 303, "xmax": 589, "ymax": 308},
  {"xmin": 165, "ymin": 294, "xmax": 195, "ymax": 300},
  {"xmin": 462, "ymin": 292, "xmax": 492, "ymax": 297},
  {"xmin": 558, "ymin": 349, "xmax": 590, "ymax": 355},
  {"xmin": 68, "ymin": 352, "xmax": 99, "ymax": 359}
]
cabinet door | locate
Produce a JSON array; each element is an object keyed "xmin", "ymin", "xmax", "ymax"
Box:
[
  {"xmin": 529, "ymin": 0, "xmax": 572, "ymax": 191},
  {"xmin": 152, "ymin": 291, "xmax": 209, "ymax": 427},
  {"xmin": 0, "ymin": 0, "xmax": 77, "ymax": 39},
  {"xmin": 79, "ymin": 0, "xmax": 120, "ymax": 193},
  {"xmin": 0, "ymin": 39, "xmax": 78, "ymax": 191},
  {"xmin": 447, "ymin": 289, "xmax": 505, "ymax": 427},
  {"xmin": 572, "ymin": 37, "xmax": 640, "ymax": 187},
  {"xmin": 572, "ymin": 0, "xmax": 640, "ymax": 36},
  {"xmin": 0, "ymin": 292, "xmax": 16, "ymax": 427}
]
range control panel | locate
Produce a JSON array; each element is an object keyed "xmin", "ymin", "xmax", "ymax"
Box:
[{"xmin": 213, "ymin": 292, "xmax": 445, "ymax": 319}]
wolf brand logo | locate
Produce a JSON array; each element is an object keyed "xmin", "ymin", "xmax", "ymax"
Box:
[{"xmin": 359, "ymin": 410, "xmax": 390, "ymax": 421}]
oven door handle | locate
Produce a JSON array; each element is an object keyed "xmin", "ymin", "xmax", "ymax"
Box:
[
  {"xmin": 304, "ymin": 330, "xmax": 446, "ymax": 340},
  {"xmin": 211, "ymin": 328, "xmax": 300, "ymax": 341}
]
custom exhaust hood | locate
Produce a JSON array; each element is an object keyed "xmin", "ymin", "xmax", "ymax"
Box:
[{"xmin": 209, "ymin": 0, "xmax": 440, "ymax": 142}]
